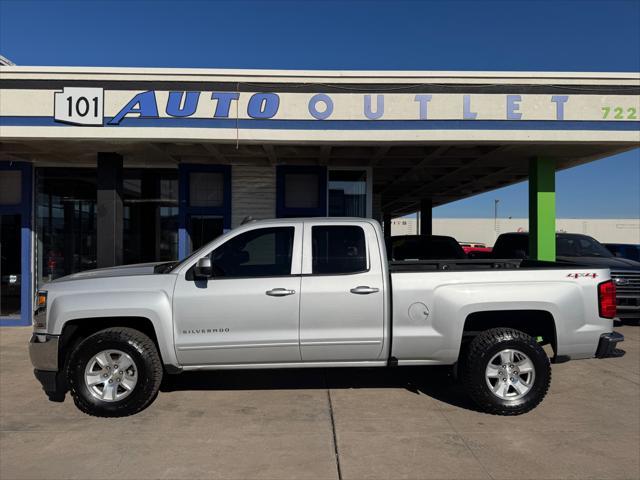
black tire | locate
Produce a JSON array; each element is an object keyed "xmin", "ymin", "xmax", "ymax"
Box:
[
  {"xmin": 462, "ymin": 327, "xmax": 551, "ymax": 415},
  {"xmin": 67, "ymin": 327, "xmax": 163, "ymax": 417}
]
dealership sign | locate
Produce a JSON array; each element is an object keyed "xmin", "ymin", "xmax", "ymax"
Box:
[{"xmin": 51, "ymin": 87, "xmax": 639, "ymax": 126}]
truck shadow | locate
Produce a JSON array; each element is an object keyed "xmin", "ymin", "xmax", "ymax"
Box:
[{"xmin": 160, "ymin": 365, "xmax": 481, "ymax": 412}]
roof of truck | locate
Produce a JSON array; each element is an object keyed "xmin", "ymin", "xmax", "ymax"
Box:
[{"xmin": 242, "ymin": 217, "xmax": 379, "ymax": 225}]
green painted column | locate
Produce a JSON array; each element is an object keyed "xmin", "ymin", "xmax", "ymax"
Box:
[{"xmin": 529, "ymin": 157, "xmax": 556, "ymax": 261}]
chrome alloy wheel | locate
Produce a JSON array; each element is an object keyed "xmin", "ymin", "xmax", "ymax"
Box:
[
  {"xmin": 485, "ymin": 349, "xmax": 535, "ymax": 400},
  {"xmin": 84, "ymin": 349, "xmax": 138, "ymax": 402}
]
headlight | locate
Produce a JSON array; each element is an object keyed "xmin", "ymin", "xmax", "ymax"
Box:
[{"xmin": 33, "ymin": 291, "xmax": 47, "ymax": 329}]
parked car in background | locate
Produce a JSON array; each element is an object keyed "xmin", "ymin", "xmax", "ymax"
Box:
[
  {"xmin": 459, "ymin": 242, "xmax": 493, "ymax": 255},
  {"xmin": 386, "ymin": 235, "xmax": 466, "ymax": 261},
  {"xmin": 493, "ymin": 232, "xmax": 640, "ymax": 321},
  {"xmin": 604, "ymin": 244, "xmax": 640, "ymax": 263}
]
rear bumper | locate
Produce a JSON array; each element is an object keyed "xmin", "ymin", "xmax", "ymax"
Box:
[{"xmin": 595, "ymin": 332, "xmax": 625, "ymax": 359}]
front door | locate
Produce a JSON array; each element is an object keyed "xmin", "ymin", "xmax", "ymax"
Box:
[
  {"xmin": 300, "ymin": 222, "xmax": 385, "ymax": 362},
  {"xmin": 173, "ymin": 224, "xmax": 302, "ymax": 366}
]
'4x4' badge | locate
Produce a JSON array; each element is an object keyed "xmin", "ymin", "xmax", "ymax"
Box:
[{"xmin": 566, "ymin": 273, "xmax": 598, "ymax": 279}]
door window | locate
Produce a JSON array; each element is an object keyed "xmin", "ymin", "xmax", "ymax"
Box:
[
  {"xmin": 312, "ymin": 226, "xmax": 367, "ymax": 274},
  {"xmin": 210, "ymin": 227, "xmax": 294, "ymax": 278}
]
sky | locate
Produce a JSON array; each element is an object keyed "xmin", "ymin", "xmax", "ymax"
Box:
[{"xmin": 0, "ymin": 0, "xmax": 638, "ymax": 219}]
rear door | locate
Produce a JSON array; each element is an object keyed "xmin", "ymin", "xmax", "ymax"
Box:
[{"xmin": 299, "ymin": 221, "xmax": 385, "ymax": 362}]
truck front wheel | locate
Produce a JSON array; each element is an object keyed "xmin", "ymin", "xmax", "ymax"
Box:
[
  {"xmin": 67, "ymin": 327, "xmax": 163, "ymax": 417},
  {"xmin": 462, "ymin": 327, "xmax": 551, "ymax": 415}
]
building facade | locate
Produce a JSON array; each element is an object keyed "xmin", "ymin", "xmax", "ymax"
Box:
[{"xmin": 1, "ymin": 66, "xmax": 639, "ymax": 325}]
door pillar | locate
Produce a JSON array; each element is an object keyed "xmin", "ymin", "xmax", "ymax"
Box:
[
  {"xmin": 97, "ymin": 153, "xmax": 123, "ymax": 268},
  {"xmin": 529, "ymin": 157, "xmax": 556, "ymax": 261}
]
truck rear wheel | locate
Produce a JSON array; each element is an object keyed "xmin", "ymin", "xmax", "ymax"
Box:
[
  {"xmin": 462, "ymin": 327, "xmax": 551, "ymax": 415},
  {"xmin": 67, "ymin": 327, "xmax": 163, "ymax": 417}
]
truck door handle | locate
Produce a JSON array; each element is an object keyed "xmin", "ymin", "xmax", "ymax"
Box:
[
  {"xmin": 266, "ymin": 288, "xmax": 296, "ymax": 297},
  {"xmin": 350, "ymin": 286, "xmax": 379, "ymax": 294}
]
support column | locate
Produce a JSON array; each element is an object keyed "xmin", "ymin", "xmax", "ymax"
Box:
[
  {"xmin": 419, "ymin": 198, "xmax": 432, "ymax": 236},
  {"xmin": 97, "ymin": 153, "xmax": 123, "ymax": 268},
  {"xmin": 383, "ymin": 213, "xmax": 392, "ymax": 237},
  {"xmin": 529, "ymin": 157, "xmax": 556, "ymax": 261}
]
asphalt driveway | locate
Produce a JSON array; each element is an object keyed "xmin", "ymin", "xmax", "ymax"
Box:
[{"xmin": 1, "ymin": 324, "xmax": 638, "ymax": 479}]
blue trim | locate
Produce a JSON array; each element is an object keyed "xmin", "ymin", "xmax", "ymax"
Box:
[
  {"xmin": 178, "ymin": 164, "xmax": 231, "ymax": 259},
  {"xmin": 0, "ymin": 162, "xmax": 32, "ymax": 326},
  {"xmin": 276, "ymin": 166, "xmax": 327, "ymax": 218},
  {"xmin": 0, "ymin": 318, "xmax": 32, "ymax": 327},
  {"xmin": 1, "ymin": 116, "xmax": 639, "ymax": 131}
]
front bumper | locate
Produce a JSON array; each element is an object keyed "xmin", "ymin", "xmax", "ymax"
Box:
[
  {"xmin": 29, "ymin": 334, "xmax": 66, "ymax": 400},
  {"xmin": 28, "ymin": 333, "xmax": 59, "ymax": 371},
  {"xmin": 595, "ymin": 332, "xmax": 625, "ymax": 358}
]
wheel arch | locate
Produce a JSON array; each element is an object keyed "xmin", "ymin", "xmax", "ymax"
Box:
[
  {"xmin": 460, "ymin": 309, "xmax": 557, "ymax": 360},
  {"xmin": 58, "ymin": 316, "xmax": 172, "ymax": 375}
]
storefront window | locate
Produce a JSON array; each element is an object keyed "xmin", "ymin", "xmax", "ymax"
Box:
[
  {"xmin": 276, "ymin": 166, "xmax": 327, "ymax": 217},
  {"xmin": 0, "ymin": 214, "xmax": 21, "ymax": 317},
  {"xmin": 36, "ymin": 168, "xmax": 97, "ymax": 287},
  {"xmin": 328, "ymin": 170, "xmax": 368, "ymax": 217},
  {"xmin": 123, "ymin": 169, "xmax": 178, "ymax": 264},
  {"xmin": 189, "ymin": 172, "xmax": 224, "ymax": 207},
  {"xmin": 36, "ymin": 167, "xmax": 180, "ymax": 286},
  {"xmin": 284, "ymin": 174, "xmax": 319, "ymax": 209}
]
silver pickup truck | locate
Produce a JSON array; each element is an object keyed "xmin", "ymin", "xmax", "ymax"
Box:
[{"xmin": 29, "ymin": 218, "xmax": 624, "ymax": 417}]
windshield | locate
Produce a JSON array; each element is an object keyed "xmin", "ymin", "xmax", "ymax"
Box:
[{"xmin": 556, "ymin": 235, "xmax": 613, "ymax": 258}]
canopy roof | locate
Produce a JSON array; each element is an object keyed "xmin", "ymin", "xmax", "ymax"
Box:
[{"xmin": 1, "ymin": 66, "xmax": 638, "ymax": 215}]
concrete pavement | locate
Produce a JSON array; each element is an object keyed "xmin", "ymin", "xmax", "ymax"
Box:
[{"xmin": 1, "ymin": 325, "xmax": 638, "ymax": 479}]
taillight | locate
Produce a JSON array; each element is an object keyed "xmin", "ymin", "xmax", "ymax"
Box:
[{"xmin": 598, "ymin": 280, "xmax": 617, "ymax": 319}]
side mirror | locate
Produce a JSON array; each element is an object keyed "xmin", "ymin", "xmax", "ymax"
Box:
[{"xmin": 194, "ymin": 257, "xmax": 213, "ymax": 278}]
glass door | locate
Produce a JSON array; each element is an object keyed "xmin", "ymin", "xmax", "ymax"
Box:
[
  {"xmin": 189, "ymin": 215, "xmax": 224, "ymax": 251},
  {"xmin": 0, "ymin": 214, "xmax": 22, "ymax": 318},
  {"xmin": 178, "ymin": 164, "xmax": 231, "ymax": 259}
]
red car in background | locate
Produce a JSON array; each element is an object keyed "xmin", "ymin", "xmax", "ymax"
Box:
[{"xmin": 459, "ymin": 242, "xmax": 493, "ymax": 256}]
